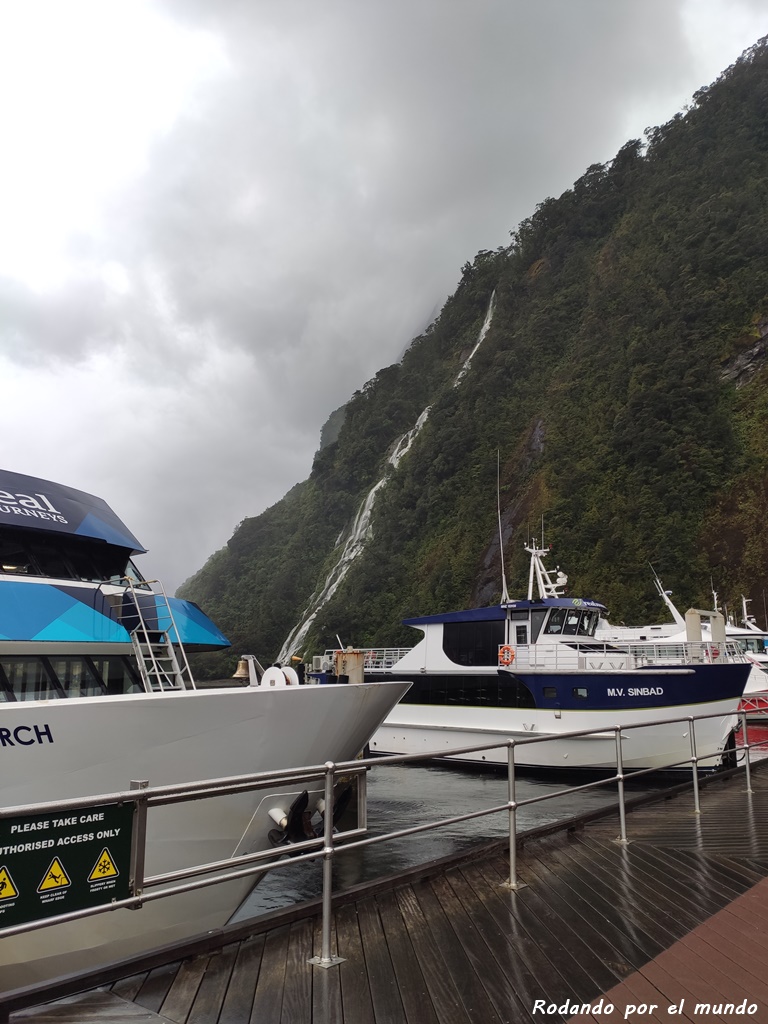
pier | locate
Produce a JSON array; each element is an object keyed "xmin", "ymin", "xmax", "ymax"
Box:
[{"xmin": 4, "ymin": 757, "xmax": 768, "ymax": 1024}]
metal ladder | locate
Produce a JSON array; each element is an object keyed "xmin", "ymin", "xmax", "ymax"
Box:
[{"xmin": 123, "ymin": 577, "xmax": 196, "ymax": 692}]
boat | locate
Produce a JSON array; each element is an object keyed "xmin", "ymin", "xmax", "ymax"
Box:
[
  {"xmin": 596, "ymin": 571, "xmax": 768, "ymax": 716},
  {"xmin": 0, "ymin": 469, "xmax": 410, "ymax": 989},
  {"xmin": 313, "ymin": 543, "xmax": 750, "ymax": 771}
]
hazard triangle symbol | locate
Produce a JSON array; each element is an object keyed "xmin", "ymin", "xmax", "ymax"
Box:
[
  {"xmin": 38, "ymin": 857, "xmax": 71, "ymax": 892},
  {"xmin": 0, "ymin": 866, "xmax": 18, "ymax": 901},
  {"xmin": 88, "ymin": 848, "xmax": 119, "ymax": 881}
]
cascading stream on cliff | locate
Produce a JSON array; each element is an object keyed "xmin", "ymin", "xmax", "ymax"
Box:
[{"xmin": 277, "ymin": 291, "xmax": 495, "ymax": 662}]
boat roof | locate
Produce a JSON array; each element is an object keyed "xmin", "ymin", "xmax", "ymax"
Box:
[
  {"xmin": 0, "ymin": 469, "xmax": 146, "ymax": 553},
  {"xmin": 403, "ymin": 597, "xmax": 607, "ymax": 626}
]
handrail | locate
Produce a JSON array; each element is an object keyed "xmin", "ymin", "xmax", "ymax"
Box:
[
  {"xmin": 322, "ymin": 639, "xmax": 746, "ymax": 673},
  {"xmin": 123, "ymin": 576, "xmax": 195, "ymax": 691},
  {"xmin": 0, "ymin": 706, "xmax": 765, "ymax": 971}
]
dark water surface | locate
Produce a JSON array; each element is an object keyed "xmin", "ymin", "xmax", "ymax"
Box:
[{"xmin": 233, "ymin": 760, "xmax": 671, "ymax": 921}]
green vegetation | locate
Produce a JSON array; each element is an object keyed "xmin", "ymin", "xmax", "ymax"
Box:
[{"xmin": 180, "ymin": 38, "xmax": 768, "ymax": 675}]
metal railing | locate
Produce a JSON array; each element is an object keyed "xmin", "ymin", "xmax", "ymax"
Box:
[
  {"xmin": 124, "ymin": 577, "xmax": 195, "ymax": 692},
  {"xmin": 1, "ymin": 708, "xmax": 765, "ymax": 971},
  {"xmin": 318, "ymin": 648, "xmax": 411, "ymax": 672},
  {"xmin": 740, "ymin": 692, "xmax": 768, "ymax": 716},
  {"xmin": 322, "ymin": 640, "xmax": 744, "ymax": 674}
]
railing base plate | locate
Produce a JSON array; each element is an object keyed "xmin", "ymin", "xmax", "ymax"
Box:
[{"xmin": 308, "ymin": 955, "xmax": 346, "ymax": 969}]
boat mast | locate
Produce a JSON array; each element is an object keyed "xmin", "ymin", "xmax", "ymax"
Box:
[
  {"xmin": 525, "ymin": 537, "xmax": 568, "ymax": 600},
  {"xmin": 497, "ymin": 452, "xmax": 510, "ymax": 604},
  {"xmin": 649, "ymin": 564, "xmax": 686, "ymax": 628}
]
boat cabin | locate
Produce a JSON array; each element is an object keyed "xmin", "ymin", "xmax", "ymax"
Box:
[{"xmin": 0, "ymin": 469, "xmax": 229, "ymax": 702}]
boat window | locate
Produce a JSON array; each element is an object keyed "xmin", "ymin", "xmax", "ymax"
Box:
[
  {"xmin": 515, "ymin": 625, "xmax": 528, "ymax": 645},
  {"xmin": 562, "ymin": 610, "xmax": 582, "ymax": 635},
  {"xmin": 443, "ymin": 620, "xmax": 505, "ymax": 666},
  {"xmin": 529, "ymin": 609, "xmax": 548, "ymax": 643},
  {"xmin": 1, "ymin": 658, "xmax": 62, "ymax": 701},
  {"xmin": 578, "ymin": 610, "xmax": 599, "ymax": 636},
  {"xmin": 572, "ymin": 687, "xmax": 588, "ymax": 700},
  {"xmin": 739, "ymin": 637, "xmax": 768, "ymax": 654},
  {"xmin": 0, "ymin": 539, "xmax": 35, "ymax": 574},
  {"xmin": 543, "ymin": 686, "xmax": 557, "ymax": 699},
  {"xmin": 544, "ymin": 608, "xmax": 567, "ymax": 634},
  {"xmin": 0, "ymin": 527, "xmax": 149, "ymax": 587},
  {"xmin": 400, "ymin": 673, "xmax": 535, "ymax": 708},
  {"xmin": 65, "ymin": 548, "xmax": 104, "ymax": 582},
  {"xmin": 0, "ymin": 663, "xmax": 16, "ymax": 701},
  {"xmin": 47, "ymin": 657, "xmax": 106, "ymax": 698},
  {"xmin": 31, "ymin": 542, "xmax": 71, "ymax": 579},
  {"xmin": 88, "ymin": 656, "xmax": 144, "ymax": 694},
  {"xmin": 0, "ymin": 656, "xmax": 143, "ymax": 699}
]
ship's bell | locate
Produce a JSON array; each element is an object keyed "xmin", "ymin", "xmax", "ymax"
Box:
[{"xmin": 232, "ymin": 658, "xmax": 250, "ymax": 679}]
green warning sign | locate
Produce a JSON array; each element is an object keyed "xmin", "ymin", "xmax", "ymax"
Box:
[{"xmin": 0, "ymin": 803, "xmax": 133, "ymax": 929}]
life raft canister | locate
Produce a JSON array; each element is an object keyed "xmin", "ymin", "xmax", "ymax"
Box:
[{"xmin": 498, "ymin": 644, "xmax": 515, "ymax": 666}]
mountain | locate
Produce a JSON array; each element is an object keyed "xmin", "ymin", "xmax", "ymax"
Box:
[{"xmin": 179, "ymin": 37, "xmax": 768, "ymax": 677}]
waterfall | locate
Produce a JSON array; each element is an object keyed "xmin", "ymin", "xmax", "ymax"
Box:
[
  {"xmin": 277, "ymin": 291, "xmax": 496, "ymax": 661},
  {"xmin": 454, "ymin": 290, "xmax": 495, "ymax": 386}
]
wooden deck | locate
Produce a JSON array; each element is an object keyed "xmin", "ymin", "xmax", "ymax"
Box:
[{"xmin": 8, "ymin": 764, "xmax": 768, "ymax": 1024}]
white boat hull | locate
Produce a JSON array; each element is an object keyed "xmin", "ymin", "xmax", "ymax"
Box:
[
  {"xmin": 371, "ymin": 700, "xmax": 738, "ymax": 771},
  {"xmin": 0, "ymin": 680, "xmax": 409, "ymax": 989}
]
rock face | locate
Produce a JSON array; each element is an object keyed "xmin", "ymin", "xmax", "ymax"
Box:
[{"xmin": 721, "ymin": 318, "xmax": 768, "ymax": 388}]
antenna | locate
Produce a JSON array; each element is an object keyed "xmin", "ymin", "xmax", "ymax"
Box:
[{"xmin": 497, "ymin": 451, "xmax": 510, "ymax": 603}]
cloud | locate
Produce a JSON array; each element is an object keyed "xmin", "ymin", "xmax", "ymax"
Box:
[{"xmin": 0, "ymin": 0, "xmax": 762, "ymax": 590}]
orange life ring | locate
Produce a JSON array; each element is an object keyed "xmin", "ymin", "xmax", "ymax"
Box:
[{"xmin": 498, "ymin": 645, "xmax": 515, "ymax": 666}]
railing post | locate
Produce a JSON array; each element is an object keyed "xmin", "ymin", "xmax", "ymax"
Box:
[
  {"xmin": 357, "ymin": 762, "xmax": 368, "ymax": 833},
  {"xmin": 309, "ymin": 762, "xmax": 345, "ymax": 968},
  {"xmin": 741, "ymin": 710, "xmax": 753, "ymax": 793},
  {"xmin": 503, "ymin": 740, "xmax": 525, "ymax": 890},
  {"xmin": 689, "ymin": 718, "xmax": 701, "ymax": 814},
  {"xmin": 129, "ymin": 780, "xmax": 149, "ymax": 908},
  {"xmin": 614, "ymin": 727, "xmax": 629, "ymax": 845}
]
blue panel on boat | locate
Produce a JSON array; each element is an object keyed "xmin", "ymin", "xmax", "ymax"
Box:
[
  {"xmin": 0, "ymin": 469, "xmax": 145, "ymax": 552},
  {"xmin": 34, "ymin": 599, "xmax": 130, "ymax": 643},
  {"xmin": 166, "ymin": 597, "xmax": 230, "ymax": 648},
  {"xmin": 0, "ymin": 582, "xmax": 128, "ymax": 642}
]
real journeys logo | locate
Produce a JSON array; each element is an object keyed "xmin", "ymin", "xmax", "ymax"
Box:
[{"xmin": 0, "ymin": 488, "xmax": 68, "ymax": 524}]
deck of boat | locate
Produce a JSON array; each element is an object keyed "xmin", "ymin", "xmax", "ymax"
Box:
[{"xmin": 7, "ymin": 762, "xmax": 768, "ymax": 1024}]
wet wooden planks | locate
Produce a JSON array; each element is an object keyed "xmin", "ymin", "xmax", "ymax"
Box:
[
  {"xmin": 567, "ymin": 876, "xmax": 768, "ymax": 1024},
  {"xmin": 13, "ymin": 768, "xmax": 768, "ymax": 1024}
]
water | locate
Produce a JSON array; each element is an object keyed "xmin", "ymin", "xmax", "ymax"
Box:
[{"xmin": 232, "ymin": 760, "xmax": 669, "ymax": 921}]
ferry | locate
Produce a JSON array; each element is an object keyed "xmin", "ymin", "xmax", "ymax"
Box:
[
  {"xmin": 0, "ymin": 470, "xmax": 410, "ymax": 989},
  {"xmin": 314, "ymin": 544, "xmax": 750, "ymax": 771},
  {"xmin": 595, "ymin": 571, "xmax": 768, "ymax": 717}
]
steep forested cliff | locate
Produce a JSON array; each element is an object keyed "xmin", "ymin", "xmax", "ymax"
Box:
[{"xmin": 180, "ymin": 38, "xmax": 768, "ymax": 676}]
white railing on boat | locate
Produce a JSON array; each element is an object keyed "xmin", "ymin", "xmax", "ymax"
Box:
[
  {"xmin": 0, "ymin": 707, "xmax": 764, "ymax": 975},
  {"xmin": 320, "ymin": 640, "xmax": 743, "ymax": 673},
  {"xmin": 506, "ymin": 639, "xmax": 742, "ymax": 672},
  {"xmin": 317, "ymin": 648, "xmax": 411, "ymax": 672}
]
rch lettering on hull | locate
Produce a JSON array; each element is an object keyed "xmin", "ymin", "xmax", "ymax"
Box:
[{"xmin": 0, "ymin": 725, "xmax": 54, "ymax": 747}]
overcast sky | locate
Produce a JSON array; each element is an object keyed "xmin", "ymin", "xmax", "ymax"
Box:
[{"xmin": 0, "ymin": 0, "xmax": 765, "ymax": 592}]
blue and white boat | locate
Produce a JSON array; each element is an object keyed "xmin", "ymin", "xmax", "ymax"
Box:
[
  {"xmin": 0, "ymin": 469, "xmax": 409, "ymax": 988},
  {"xmin": 317, "ymin": 544, "xmax": 750, "ymax": 771}
]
